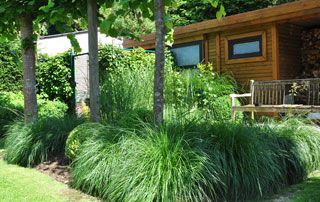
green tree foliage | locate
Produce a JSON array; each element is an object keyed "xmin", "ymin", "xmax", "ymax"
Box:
[
  {"xmin": 100, "ymin": 4, "xmax": 155, "ymax": 39},
  {"xmin": 169, "ymin": 0, "xmax": 296, "ymax": 27}
]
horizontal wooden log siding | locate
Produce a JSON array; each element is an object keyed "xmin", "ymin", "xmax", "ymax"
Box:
[
  {"xmin": 278, "ymin": 23, "xmax": 303, "ymax": 79},
  {"xmin": 218, "ymin": 24, "xmax": 274, "ymax": 86}
]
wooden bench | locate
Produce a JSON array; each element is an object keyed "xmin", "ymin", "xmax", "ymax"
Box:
[{"xmin": 230, "ymin": 78, "xmax": 320, "ymax": 120}]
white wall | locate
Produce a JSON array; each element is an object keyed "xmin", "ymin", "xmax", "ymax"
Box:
[{"xmin": 37, "ymin": 31, "xmax": 123, "ymax": 56}]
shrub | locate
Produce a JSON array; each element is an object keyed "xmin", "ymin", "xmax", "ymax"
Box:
[
  {"xmin": 65, "ymin": 122, "xmax": 105, "ymax": 161},
  {"xmin": 37, "ymin": 52, "xmax": 74, "ymax": 107},
  {"xmin": 0, "ymin": 40, "xmax": 73, "ymax": 105},
  {"xmin": 0, "ymin": 92, "xmax": 24, "ymax": 137},
  {"xmin": 70, "ymin": 119, "xmax": 320, "ymax": 201},
  {"xmin": 0, "ymin": 92, "xmax": 68, "ymax": 137},
  {"xmin": 4, "ymin": 116, "xmax": 83, "ymax": 167},
  {"xmin": 0, "ymin": 41, "xmax": 23, "ymax": 92}
]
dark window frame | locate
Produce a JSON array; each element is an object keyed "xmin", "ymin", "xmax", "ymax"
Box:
[
  {"xmin": 228, "ymin": 35, "xmax": 263, "ymax": 60},
  {"xmin": 170, "ymin": 41, "xmax": 203, "ymax": 68}
]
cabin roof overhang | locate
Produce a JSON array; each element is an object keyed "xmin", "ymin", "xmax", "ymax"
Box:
[{"xmin": 124, "ymin": 0, "xmax": 320, "ymax": 49}]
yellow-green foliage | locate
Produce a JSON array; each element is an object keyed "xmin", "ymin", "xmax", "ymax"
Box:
[
  {"xmin": 65, "ymin": 123, "xmax": 105, "ymax": 161},
  {"xmin": 0, "ymin": 92, "xmax": 68, "ymax": 137}
]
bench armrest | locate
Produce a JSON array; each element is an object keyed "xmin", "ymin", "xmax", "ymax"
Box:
[{"xmin": 230, "ymin": 93, "xmax": 252, "ymax": 107}]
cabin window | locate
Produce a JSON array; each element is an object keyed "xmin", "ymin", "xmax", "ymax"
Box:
[
  {"xmin": 171, "ymin": 41, "xmax": 202, "ymax": 67},
  {"xmin": 225, "ymin": 31, "xmax": 266, "ymax": 64}
]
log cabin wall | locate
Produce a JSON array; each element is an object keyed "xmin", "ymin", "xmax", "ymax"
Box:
[
  {"xmin": 278, "ymin": 23, "xmax": 303, "ymax": 80},
  {"xmin": 216, "ymin": 24, "xmax": 274, "ymax": 86}
]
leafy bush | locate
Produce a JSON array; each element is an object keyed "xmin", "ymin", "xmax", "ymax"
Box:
[
  {"xmin": 37, "ymin": 52, "xmax": 74, "ymax": 107},
  {"xmin": 65, "ymin": 122, "xmax": 105, "ymax": 161},
  {"xmin": 165, "ymin": 67, "xmax": 241, "ymax": 122},
  {"xmin": 0, "ymin": 41, "xmax": 23, "ymax": 92},
  {"xmin": 4, "ymin": 116, "xmax": 83, "ymax": 167},
  {"xmin": 0, "ymin": 92, "xmax": 68, "ymax": 137},
  {"xmin": 70, "ymin": 119, "xmax": 320, "ymax": 201},
  {"xmin": 0, "ymin": 40, "xmax": 73, "ymax": 105}
]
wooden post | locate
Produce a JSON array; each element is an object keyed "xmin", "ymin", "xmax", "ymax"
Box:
[
  {"xmin": 230, "ymin": 95, "xmax": 236, "ymax": 121},
  {"xmin": 215, "ymin": 33, "xmax": 221, "ymax": 73},
  {"xmin": 88, "ymin": 0, "xmax": 100, "ymax": 122},
  {"xmin": 272, "ymin": 23, "xmax": 280, "ymax": 80},
  {"xmin": 250, "ymin": 80, "xmax": 255, "ymax": 120},
  {"xmin": 203, "ymin": 34, "xmax": 209, "ymax": 64}
]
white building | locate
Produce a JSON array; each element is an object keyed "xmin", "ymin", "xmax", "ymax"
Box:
[{"xmin": 37, "ymin": 30, "xmax": 123, "ymax": 56}]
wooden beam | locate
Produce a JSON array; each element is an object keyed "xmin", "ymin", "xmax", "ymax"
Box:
[
  {"xmin": 203, "ymin": 34, "xmax": 209, "ymax": 64},
  {"xmin": 215, "ymin": 33, "xmax": 221, "ymax": 73},
  {"xmin": 271, "ymin": 23, "xmax": 280, "ymax": 80}
]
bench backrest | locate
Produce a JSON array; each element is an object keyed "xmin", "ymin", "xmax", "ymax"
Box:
[{"xmin": 251, "ymin": 78, "xmax": 320, "ymax": 106}]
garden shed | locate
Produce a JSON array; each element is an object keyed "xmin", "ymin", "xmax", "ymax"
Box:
[{"xmin": 124, "ymin": 0, "xmax": 320, "ymax": 87}]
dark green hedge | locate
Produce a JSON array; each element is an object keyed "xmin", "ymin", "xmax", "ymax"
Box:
[
  {"xmin": 37, "ymin": 52, "xmax": 74, "ymax": 107},
  {"xmin": 0, "ymin": 41, "xmax": 73, "ymax": 106},
  {"xmin": 0, "ymin": 42, "xmax": 23, "ymax": 92}
]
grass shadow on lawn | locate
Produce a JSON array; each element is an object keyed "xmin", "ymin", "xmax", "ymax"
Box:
[
  {"xmin": 259, "ymin": 171, "xmax": 320, "ymax": 202},
  {"xmin": 0, "ymin": 138, "xmax": 4, "ymax": 149}
]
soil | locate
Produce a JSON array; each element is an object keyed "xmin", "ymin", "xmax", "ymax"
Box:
[{"xmin": 35, "ymin": 155, "xmax": 71, "ymax": 185}]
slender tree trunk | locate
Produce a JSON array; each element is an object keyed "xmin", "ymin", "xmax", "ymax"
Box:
[
  {"xmin": 20, "ymin": 14, "xmax": 38, "ymax": 123},
  {"xmin": 88, "ymin": 0, "xmax": 100, "ymax": 122},
  {"xmin": 153, "ymin": 0, "xmax": 165, "ymax": 125}
]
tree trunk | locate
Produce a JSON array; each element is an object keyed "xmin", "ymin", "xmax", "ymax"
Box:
[
  {"xmin": 153, "ymin": 0, "xmax": 165, "ymax": 125},
  {"xmin": 20, "ymin": 14, "xmax": 38, "ymax": 123},
  {"xmin": 88, "ymin": 0, "xmax": 100, "ymax": 122}
]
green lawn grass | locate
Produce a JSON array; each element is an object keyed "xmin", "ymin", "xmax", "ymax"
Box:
[{"xmin": 0, "ymin": 158, "xmax": 98, "ymax": 202}]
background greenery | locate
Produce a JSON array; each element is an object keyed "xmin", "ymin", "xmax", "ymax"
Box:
[
  {"xmin": 99, "ymin": 45, "xmax": 240, "ymax": 124},
  {"xmin": 0, "ymin": 41, "xmax": 73, "ymax": 106}
]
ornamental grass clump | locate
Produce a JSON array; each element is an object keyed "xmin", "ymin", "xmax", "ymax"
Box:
[
  {"xmin": 69, "ymin": 119, "xmax": 320, "ymax": 201},
  {"xmin": 264, "ymin": 119, "xmax": 320, "ymax": 184},
  {"xmin": 71, "ymin": 124, "xmax": 223, "ymax": 201},
  {"xmin": 4, "ymin": 116, "xmax": 83, "ymax": 167},
  {"xmin": 198, "ymin": 122, "xmax": 287, "ymax": 200}
]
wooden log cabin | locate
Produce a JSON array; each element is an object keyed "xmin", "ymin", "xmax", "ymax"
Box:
[{"xmin": 123, "ymin": 0, "xmax": 320, "ymax": 87}]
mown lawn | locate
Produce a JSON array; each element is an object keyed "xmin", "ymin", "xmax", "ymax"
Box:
[{"xmin": 0, "ymin": 149, "xmax": 97, "ymax": 202}]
